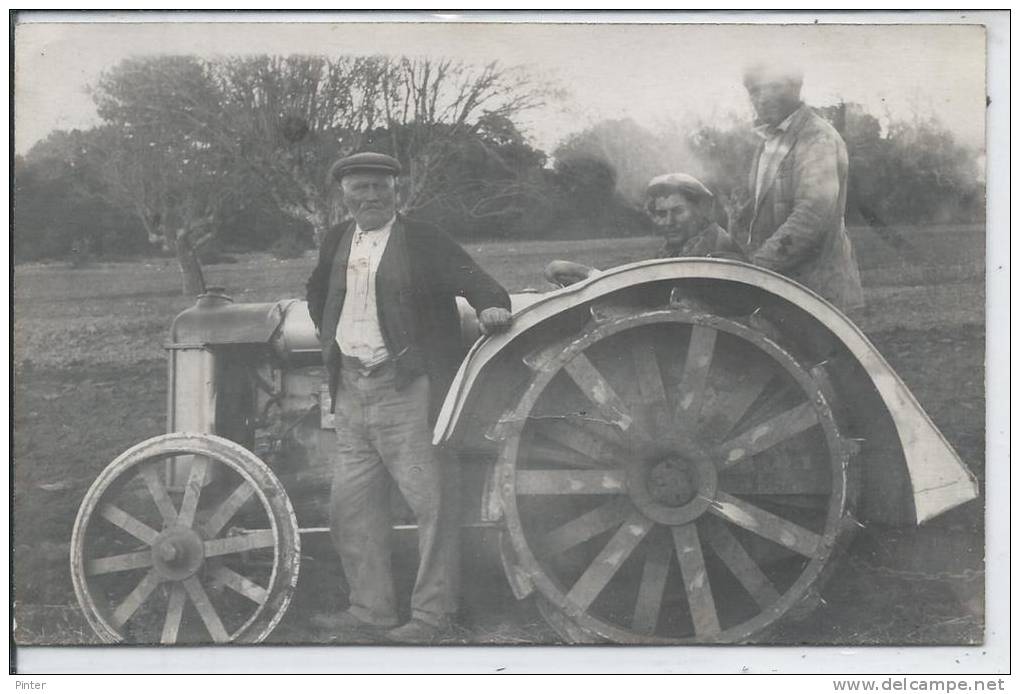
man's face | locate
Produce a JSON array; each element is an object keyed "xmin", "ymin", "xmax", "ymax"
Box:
[
  {"xmin": 341, "ymin": 172, "xmax": 397, "ymax": 230},
  {"xmin": 745, "ymin": 77, "xmax": 802, "ymax": 126},
  {"xmin": 648, "ymin": 193, "xmax": 704, "ymax": 237}
]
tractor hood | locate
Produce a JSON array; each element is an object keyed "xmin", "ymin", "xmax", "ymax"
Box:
[
  {"xmin": 167, "ymin": 289, "xmax": 546, "ymax": 355},
  {"xmin": 167, "ymin": 290, "xmax": 298, "ymax": 348}
]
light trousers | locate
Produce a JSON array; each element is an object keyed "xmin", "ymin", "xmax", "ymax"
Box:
[{"xmin": 329, "ymin": 365, "xmax": 460, "ymax": 627}]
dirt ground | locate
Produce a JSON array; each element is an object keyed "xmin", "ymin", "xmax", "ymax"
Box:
[{"xmin": 12, "ymin": 228, "xmax": 987, "ymax": 647}]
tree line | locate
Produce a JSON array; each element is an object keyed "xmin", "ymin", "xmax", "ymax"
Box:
[{"xmin": 14, "ymin": 55, "xmax": 985, "ymax": 294}]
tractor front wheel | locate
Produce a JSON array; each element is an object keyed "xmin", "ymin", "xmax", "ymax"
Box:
[{"xmin": 70, "ymin": 433, "xmax": 300, "ymax": 644}]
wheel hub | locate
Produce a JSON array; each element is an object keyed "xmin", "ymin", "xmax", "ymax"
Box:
[
  {"xmin": 648, "ymin": 457, "xmax": 698, "ymax": 507},
  {"xmin": 151, "ymin": 526, "xmax": 206, "ymax": 581},
  {"xmin": 627, "ymin": 444, "xmax": 719, "ymax": 526}
]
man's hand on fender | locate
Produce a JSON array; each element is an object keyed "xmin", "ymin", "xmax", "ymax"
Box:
[{"xmin": 479, "ymin": 307, "xmax": 513, "ymax": 335}]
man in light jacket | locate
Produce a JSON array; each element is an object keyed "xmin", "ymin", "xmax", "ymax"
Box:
[{"xmin": 740, "ymin": 62, "xmax": 865, "ymax": 311}]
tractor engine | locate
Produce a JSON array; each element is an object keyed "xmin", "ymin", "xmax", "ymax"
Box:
[{"xmin": 163, "ymin": 287, "xmax": 541, "ymax": 528}]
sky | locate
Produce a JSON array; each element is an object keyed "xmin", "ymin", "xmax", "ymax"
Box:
[{"xmin": 13, "ymin": 18, "xmax": 987, "ymax": 156}]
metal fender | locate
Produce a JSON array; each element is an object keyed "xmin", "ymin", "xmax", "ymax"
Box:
[{"xmin": 434, "ymin": 258, "xmax": 978, "ymax": 525}]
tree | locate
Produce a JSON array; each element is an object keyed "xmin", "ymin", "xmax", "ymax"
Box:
[
  {"xmin": 91, "ymin": 56, "xmax": 248, "ymax": 294},
  {"xmin": 14, "ymin": 131, "xmax": 141, "ymax": 263},
  {"xmin": 83, "ymin": 52, "xmax": 554, "ymax": 287},
  {"xmin": 544, "ymin": 150, "xmax": 651, "ymax": 239},
  {"xmin": 212, "ymin": 55, "xmax": 553, "ymax": 244},
  {"xmin": 391, "ymin": 113, "xmax": 550, "ymax": 238},
  {"xmin": 379, "ymin": 58, "xmax": 551, "ymax": 214},
  {"xmin": 211, "ymin": 55, "xmax": 393, "ymax": 246},
  {"xmin": 553, "ymin": 117, "xmax": 756, "ymax": 232},
  {"xmin": 683, "ymin": 117, "xmax": 760, "ymax": 229},
  {"xmin": 553, "ymin": 152, "xmax": 617, "ymax": 210},
  {"xmin": 873, "ymin": 115, "xmax": 984, "ymax": 225},
  {"xmin": 818, "ymin": 102, "xmax": 984, "ymax": 228},
  {"xmin": 553, "ymin": 119, "xmax": 674, "ymax": 205}
]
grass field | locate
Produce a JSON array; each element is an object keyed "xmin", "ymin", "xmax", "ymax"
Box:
[
  {"xmin": 12, "ymin": 224, "xmax": 986, "ymax": 645},
  {"xmin": 14, "ymin": 224, "xmax": 984, "ymax": 369}
]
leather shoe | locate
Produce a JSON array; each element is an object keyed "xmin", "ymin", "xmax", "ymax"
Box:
[
  {"xmin": 385, "ymin": 618, "xmax": 457, "ymax": 644},
  {"xmin": 310, "ymin": 610, "xmax": 389, "ymax": 635}
]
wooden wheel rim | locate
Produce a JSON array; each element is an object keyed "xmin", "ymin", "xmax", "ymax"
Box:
[
  {"xmin": 498, "ymin": 309, "xmax": 851, "ymax": 644},
  {"xmin": 70, "ymin": 433, "xmax": 300, "ymax": 644}
]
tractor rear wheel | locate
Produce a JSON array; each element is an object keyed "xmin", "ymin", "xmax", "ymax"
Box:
[{"xmin": 496, "ymin": 307, "xmax": 858, "ymax": 643}]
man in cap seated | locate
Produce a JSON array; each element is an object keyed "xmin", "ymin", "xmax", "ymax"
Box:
[
  {"xmin": 739, "ymin": 61, "xmax": 864, "ymax": 311},
  {"xmin": 306, "ymin": 152, "xmax": 513, "ymax": 643},
  {"xmin": 545, "ymin": 172, "xmax": 745, "ymax": 287}
]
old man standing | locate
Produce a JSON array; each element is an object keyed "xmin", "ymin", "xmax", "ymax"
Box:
[
  {"xmin": 306, "ymin": 152, "xmax": 513, "ymax": 643},
  {"xmin": 741, "ymin": 63, "xmax": 864, "ymax": 311}
]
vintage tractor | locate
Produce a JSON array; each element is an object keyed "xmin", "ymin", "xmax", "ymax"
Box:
[{"xmin": 70, "ymin": 258, "xmax": 978, "ymax": 644}]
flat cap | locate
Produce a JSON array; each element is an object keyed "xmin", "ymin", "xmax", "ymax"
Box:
[
  {"xmin": 646, "ymin": 173, "xmax": 714, "ymax": 201},
  {"xmin": 329, "ymin": 152, "xmax": 402, "ymax": 183}
]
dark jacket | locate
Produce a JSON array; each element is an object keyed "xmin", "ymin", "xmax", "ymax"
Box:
[
  {"xmin": 658, "ymin": 222, "xmax": 747, "ymax": 260},
  {"xmin": 306, "ymin": 215, "xmax": 511, "ymax": 418},
  {"xmin": 741, "ymin": 105, "xmax": 864, "ymax": 311}
]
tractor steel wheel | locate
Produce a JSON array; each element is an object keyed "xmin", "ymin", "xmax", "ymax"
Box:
[
  {"xmin": 70, "ymin": 433, "xmax": 300, "ymax": 644},
  {"xmin": 496, "ymin": 308, "xmax": 857, "ymax": 644}
]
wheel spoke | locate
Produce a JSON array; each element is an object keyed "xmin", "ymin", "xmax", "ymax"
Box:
[
  {"xmin": 531, "ymin": 419, "xmax": 626, "ymax": 467},
  {"xmin": 160, "ymin": 583, "xmax": 187, "ymax": 644},
  {"xmin": 543, "ymin": 497, "xmax": 633, "ymax": 554},
  {"xmin": 516, "ymin": 469, "xmax": 626, "ymax": 495},
  {"xmin": 631, "ymin": 338, "xmax": 670, "ymax": 440},
  {"xmin": 631, "ymin": 532, "xmax": 671, "ymax": 635},
  {"xmin": 210, "ymin": 565, "xmax": 269, "ymax": 605},
  {"xmin": 699, "ymin": 359, "xmax": 775, "ymax": 441},
  {"xmin": 562, "ymin": 353, "xmax": 633, "ymax": 431},
  {"xmin": 726, "ymin": 493, "xmax": 830, "ymax": 509},
  {"xmin": 202, "ymin": 482, "xmax": 256, "ymax": 538},
  {"xmin": 672, "ymin": 524, "xmax": 721, "ymax": 637},
  {"xmin": 176, "ymin": 457, "xmax": 209, "ymax": 529},
  {"xmin": 565, "ymin": 512, "xmax": 653, "ymax": 612},
  {"xmin": 182, "ymin": 576, "xmax": 230, "ymax": 643},
  {"xmin": 110, "ymin": 569, "xmax": 162, "ymax": 628},
  {"xmin": 100, "ymin": 504, "xmax": 160, "ymax": 545},
  {"xmin": 741, "ymin": 381, "xmax": 799, "ymax": 427},
  {"xmin": 204, "ymin": 529, "xmax": 275, "ymax": 557},
  {"xmin": 138, "ymin": 463, "xmax": 178, "ymax": 527},
  {"xmin": 526, "ymin": 441, "xmax": 605, "ymax": 470},
  {"xmin": 87, "ymin": 550, "xmax": 153, "ymax": 576},
  {"xmin": 709, "ymin": 491, "xmax": 822, "ymax": 557},
  {"xmin": 717, "ymin": 402, "xmax": 818, "ymax": 469},
  {"xmin": 675, "ymin": 326, "xmax": 717, "ymax": 428},
  {"xmin": 701, "ymin": 517, "xmax": 781, "ymax": 609}
]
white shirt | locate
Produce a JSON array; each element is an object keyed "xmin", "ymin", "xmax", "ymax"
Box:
[
  {"xmin": 335, "ymin": 216, "xmax": 395, "ymax": 367},
  {"xmin": 754, "ymin": 107, "xmax": 800, "ymax": 201}
]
